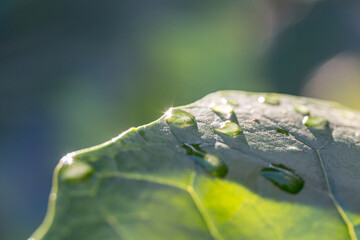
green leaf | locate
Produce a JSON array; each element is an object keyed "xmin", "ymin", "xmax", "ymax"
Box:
[{"xmin": 31, "ymin": 91, "xmax": 360, "ymax": 240}]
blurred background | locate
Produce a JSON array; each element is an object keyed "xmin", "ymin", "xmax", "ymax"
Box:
[{"xmin": 1, "ymin": 0, "xmax": 360, "ymax": 238}]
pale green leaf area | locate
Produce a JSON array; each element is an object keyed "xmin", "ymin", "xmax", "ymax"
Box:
[{"xmin": 32, "ymin": 91, "xmax": 360, "ymax": 240}]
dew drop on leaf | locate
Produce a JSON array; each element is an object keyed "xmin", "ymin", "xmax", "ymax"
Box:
[
  {"xmin": 60, "ymin": 161, "xmax": 94, "ymax": 182},
  {"xmin": 261, "ymin": 164, "xmax": 304, "ymax": 194},
  {"xmin": 258, "ymin": 94, "xmax": 280, "ymax": 105},
  {"xmin": 294, "ymin": 105, "xmax": 310, "ymax": 115},
  {"xmin": 165, "ymin": 109, "xmax": 197, "ymax": 128},
  {"xmin": 210, "ymin": 103, "xmax": 234, "ymax": 115},
  {"xmin": 212, "ymin": 121, "xmax": 243, "ymax": 137},
  {"xmin": 183, "ymin": 143, "xmax": 228, "ymax": 178},
  {"xmin": 302, "ymin": 116, "xmax": 328, "ymax": 130},
  {"xmin": 220, "ymin": 97, "xmax": 238, "ymax": 106},
  {"xmin": 276, "ymin": 128, "xmax": 289, "ymax": 136},
  {"xmin": 286, "ymin": 146, "xmax": 301, "ymax": 151}
]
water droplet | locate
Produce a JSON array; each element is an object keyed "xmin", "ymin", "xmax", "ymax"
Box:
[
  {"xmin": 220, "ymin": 98, "xmax": 238, "ymax": 106},
  {"xmin": 212, "ymin": 121, "xmax": 243, "ymax": 137},
  {"xmin": 286, "ymin": 146, "xmax": 301, "ymax": 151},
  {"xmin": 61, "ymin": 154, "xmax": 74, "ymax": 165},
  {"xmin": 302, "ymin": 116, "xmax": 328, "ymax": 130},
  {"xmin": 183, "ymin": 143, "xmax": 228, "ymax": 178},
  {"xmin": 165, "ymin": 109, "xmax": 197, "ymax": 128},
  {"xmin": 276, "ymin": 128, "xmax": 289, "ymax": 136},
  {"xmin": 258, "ymin": 94, "xmax": 280, "ymax": 105},
  {"xmin": 293, "ymin": 105, "xmax": 310, "ymax": 115},
  {"xmin": 49, "ymin": 193, "xmax": 57, "ymax": 201},
  {"xmin": 210, "ymin": 103, "xmax": 234, "ymax": 115},
  {"xmin": 61, "ymin": 161, "xmax": 94, "ymax": 182},
  {"xmin": 261, "ymin": 164, "xmax": 304, "ymax": 194},
  {"xmin": 210, "ymin": 103, "xmax": 238, "ymax": 123}
]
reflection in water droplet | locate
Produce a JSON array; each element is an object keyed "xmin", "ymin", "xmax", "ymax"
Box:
[
  {"xmin": 61, "ymin": 161, "xmax": 94, "ymax": 182},
  {"xmin": 165, "ymin": 109, "xmax": 197, "ymax": 128},
  {"xmin": 302, "ymin": 116, "xmax": 328, "ymax": 130},
  {"xmin": 261, "ymin": 164, "xmax": 304, "ymax": 194},
  {"xmin": 276, "ymin": 128, "xmax": 289, "ymax": 136},
  {"xmin": 212, "ymin": 121, "xmax": 243, "ymax": 137},
  {"xmin": 294, "ymin": 105, "xmax": 310, "ymax": 115},
  {"xmin": 258, "ymin": 94, "xmax": 280, "ymax": 105},
  {"xmin": 183, "ymin": 143, "xmax": 228, "ymax": 178}
]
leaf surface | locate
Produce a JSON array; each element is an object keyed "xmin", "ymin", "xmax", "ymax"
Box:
[{"xmin": 32, "ymin": 91, "xmax": 360, "ymax": 240}]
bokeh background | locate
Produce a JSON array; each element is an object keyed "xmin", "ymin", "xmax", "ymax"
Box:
[{"xmin": 1, "ymin": 0, "xmax": 360, "ymax": 239}]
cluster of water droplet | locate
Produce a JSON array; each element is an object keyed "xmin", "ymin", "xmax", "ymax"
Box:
[
  {"xmin": 60, "ymin": 95, "xmax": 324, "ymax": 195},
  {"xmin": 163, "ymin": 95, "xmax": 309, "ymax": 194}
]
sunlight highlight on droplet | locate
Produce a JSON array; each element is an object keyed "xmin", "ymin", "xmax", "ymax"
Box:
[
  {"xmin": 61, "ymin": 154, "xmax": 74, "ymax": 165},
  {"xmin": 302, "ymin": 116, "xmax": 309, "ymax": 125}
]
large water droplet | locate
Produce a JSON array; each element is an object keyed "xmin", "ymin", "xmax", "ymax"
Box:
[
  {"xmin": 261, "ymin": 164, "xmax": 304, "ymax": 194},
  {"xmin": 258, "ymin": 94, "xmax": 280, "ymax": 105},
  {"xmin": 165, "ymin": 109, "xmax": 197, "ymax": 128},
  {"xmin": 212, "ymin": 121, "xmax": 243, "ymax": 137},
  {"xmin": 294, "ymin": 105, "xmax": 310, "ymax": 115},
  {"xmin": 61, "ymin": 161, "xmax": 94, "ymax": 182},
  {"xmin": 276, "ymin": 128, "xmax": 289, "ymax": 136},
  {"xmin": 183, "ymin": 143, "xmax": 228, "ymax": 178},
  {"xmin": 302, "ymin": 116, "xmax": 328, "ymax": 130}
]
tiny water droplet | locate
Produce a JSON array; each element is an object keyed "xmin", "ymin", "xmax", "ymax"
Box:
[
  {"xmin": 294, "ymin": 105, "xmax": 310, "ymax": 115},
  {"xmin": 61, "ymin": 161, "xmax": 94, "ymax": 182},
  {"xmin": 287, "ymin": 146, "xmax": 301, "ymax": 151},
  {"xmin": 210, "ymin": 103, "xmax": 234, "ymax": 115},
  {"xmin": 183, "ymin": 143, "xmax": 228, "ymax": 178},
  {"xmin": 258, "ymin": 94, "xmax": 280, "ymax": 105},
  {"xmin": 261, "ymin": 164, "xmax": 304, "ymax": 194},
  {"xmin": 220, "ymin": 98, "xmax": 238, "ymax": 106},
  {"xmin": 165, "ymin": 109, "xmax": 197, "ymax": 128},
  {"xmin": 61, "ymin": 154, "xmax": 74, "ymax": 165},
  {"xmin": 49, "ymin": 193, "xmax": 57, "ymax": 201},
  {"xmin": 302, "ymin": 116, "xmax": 328, "ymax": 130},
  {"xmin": 276, "ymin": 128, "xmax": 289, "ymax": 136},
  {"xmin": 212, "ymin": 121, "xmax": 243, "ymax": 137}
]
